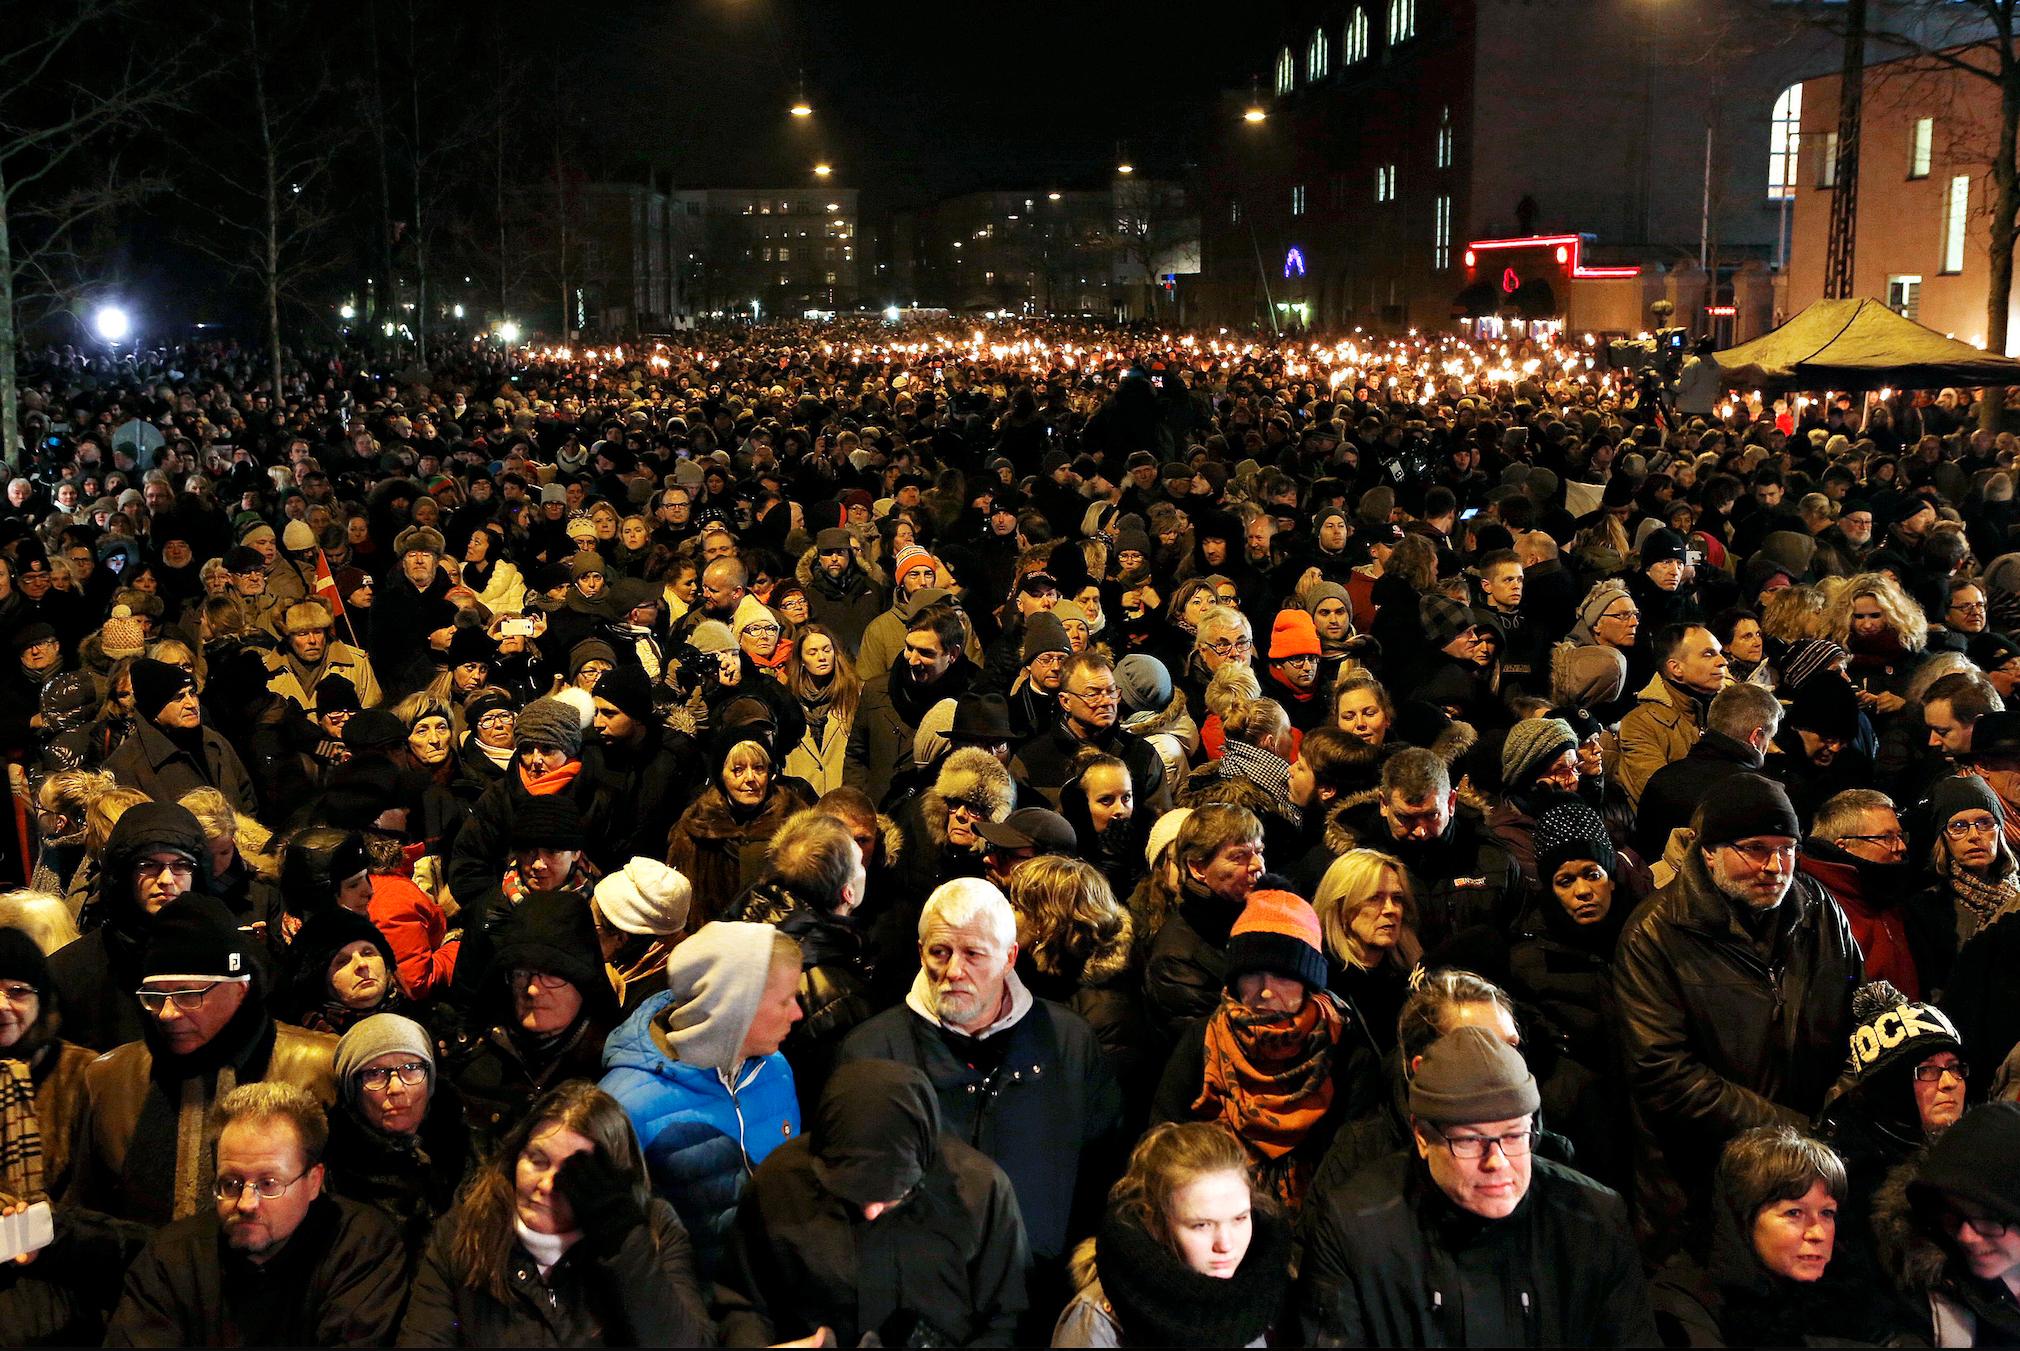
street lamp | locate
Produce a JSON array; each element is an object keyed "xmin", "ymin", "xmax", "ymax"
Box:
[
  {"xmin": 790, "ymin": 70, "xmax": 813, "ymax": 118},
  {"xmin": 813, "ymin": 161, "xmax": 832, "ymax": 177},
  {"xmin": 1048, "ymin": 191, "xmax": 1062, "ymax": 201},
  {"xmin": 338, "ymin": 302, "xmax": 356, "ymax": 320},
  {"xmin": 93, "ymin": 305, "xmax": 131, "ymax": 343},
  {"xmin": 497, "ymin": 321, "xmax": 520, "ymax": 344},
  {"xmin": 1244, "ymin": 77, "xmax": 1268, "ymax": 123}
]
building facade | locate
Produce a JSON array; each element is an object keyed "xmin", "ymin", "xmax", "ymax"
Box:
[
  {"xmin": 1194, "ymin": 0, "xmax": 1945, "ymax": 337},
  {"xmin": 1785, "ymin": 45, "xmax": 2017, "ymax": 352},
  {"xmin": 671, "ymin": 187, "xmax": 863, "ymax": 319}
]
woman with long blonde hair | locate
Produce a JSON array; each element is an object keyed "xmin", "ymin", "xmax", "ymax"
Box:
[
  {"xmin": 1312, "ymin": 849, "xmax": 1422, "ymax": 1055},
  {"xmin": 1054, "ymin": 1121, "xmax": 1292, "ymax": 1348},
  {"xmin": 1827, "ymin": 572, "xmax": 1928, "ymax": 718}
]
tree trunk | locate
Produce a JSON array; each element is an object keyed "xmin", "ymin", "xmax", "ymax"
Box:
[
  {"xmin": 0, "ymin": 168, "xmax": 18, "ymax": 475},
  {"xmin": 366, "ymin": 0, "xmax": 396, "ymax": 355},
  {"xmin": 407, "ymin": 1, "xmax": 426, "ymax": 366},
  {"xmin": 1984, "ymin": 69, "xmax": 2020, "ymax": 432},
  {"xmin": 250, "ymin": 0, "xmax": 284, "ymax": 413}
]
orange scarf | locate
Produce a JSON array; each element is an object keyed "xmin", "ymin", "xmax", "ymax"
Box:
[
  {"xmin": 1193, "ymin": 992, "xmax": 1343, "ymax": 1208},
  {"xmin": 518, "ymin": 760, "xmax": 582, "ymax": 796}
]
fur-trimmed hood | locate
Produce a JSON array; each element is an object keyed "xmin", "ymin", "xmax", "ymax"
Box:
[
  {"xmin": 1028, "ymin": 907, "xmax": 1135, "ymax": 988},
  {"xmin": 1322, "ymin": 783, "xmax": 1495, "ymax": 855},
  {"xmin": 1121, "ymin": 686, "xmax": 1197, "ymax": 745},
  {"xmin": 1871, "ymin": 1148, "xmax": 1948, "ymax": 1297},
  {"xmin": 918, "ymin": 747, "xmax": 1012, "ymax": 851}
]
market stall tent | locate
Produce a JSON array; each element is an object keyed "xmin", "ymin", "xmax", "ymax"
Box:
[{"xmin": 1710, "ymin": 297, "xmax": 2020, "ymax": 391}]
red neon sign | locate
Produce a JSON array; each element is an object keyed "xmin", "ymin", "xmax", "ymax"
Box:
[
  {"xmin": 1705, "ymin": 305, "xmax": 1736, "ymax": 316},
  {"xmin": 1465, "ymin": 233, "xmax": 1640, "ymax": 279}
]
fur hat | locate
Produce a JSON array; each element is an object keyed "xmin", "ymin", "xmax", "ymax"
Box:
[
  {"xmin": 392, "ymin": 525, "xmax": 444, "ymax": 558},
  {"xmin": 931, "ymin": 747, "xmax": 1014, "ymax": 823},
  {"xmin": 284, "ymin": 599, "xmax": 334, "ymax": 635}
]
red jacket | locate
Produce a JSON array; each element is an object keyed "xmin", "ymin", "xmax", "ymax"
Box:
[{"xmin": 369, "ymin": 874, "xmax": 459, "ymax": 1001}]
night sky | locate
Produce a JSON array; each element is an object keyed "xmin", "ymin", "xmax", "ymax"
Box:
[{"xmin": 511, "ymin": 0, "xmax": 1275, "ymax": 204}]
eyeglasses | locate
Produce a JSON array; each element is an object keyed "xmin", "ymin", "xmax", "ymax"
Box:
[
  {"xmin": 136, "ymin": 982, "xmax": 225, "ymax": 1013},
  {"xmin": 1436, "ymin": 1128, "xmax": 1537, "ymax": 1160},
  {"xmin": 1950, "ymin": 602, "xmax": 1987, "ymax": 615},
  {"xmin": 946, "ymin": 799, "xmax": 985, "ymax": 818},
  {"xmin": 1838, "ymin": 831, "xmax": 1907, "ymax": 848},
  {"xmin": 0, "ymin": 982, "xmax": 38, "ymax": 1006},
  {"xmin": 477, "ymin": 711, "xmax": 516, "ymax": 727},
  {"xmin": 1941, "ymin": 1208, "xmax": 2012, "ymax": 1239},
  {"xmin": 1601, "ymin": 606, "xmax": 1640, "ymax": 623},
  {"xmin": 1724, "ymin": 840, "xmax": 1798, "ymax": 868},
  {"xmin": 1065, "ymin": 686, "xmax": 1120, "ymax": 708},
  {"xmin": 508, "ymin": 969, "xmax": 570, "ymax": 990},
  {"xmin": 1204, "ymin": 638, "xmax": 1254, "ymax": 658},
  {"xmin": 742, "ymin": 623, "xmax": 781, "ymax": 638},
  {"xmin": 1912, "ymin": 1060, "xmax": 1969, "ymax": 1084},
  {"xmin": 1275, "ymin": 655, "xmax": 1319, "ymax": 668},
  {"xmin": 1946, "ymin": 817, "xmax": 2000, "ymax": 839},
  {"xmin": 134, "ymin": 859, "xmax": 195, "ymax": 883},
  {"xmin": 213, "ymin": 1170, "xmax": 309, "ymax": 1202},
  {"xmin": 358, "ymin": 1060, "xmax": 430, "ymax": 1091}
]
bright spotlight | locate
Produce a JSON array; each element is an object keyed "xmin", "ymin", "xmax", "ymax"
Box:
[
  {"xmin": 338, "ymin": 303, "xmax": 356, "ymax": 320},
  {"xmin": 498, "ymin": 321, "xmax": 521, "ymax": 344},
  {"xmin": 813, "ymin": 162, "xmax": 832, "ymax": 177},
  {"xmin": 452, "ymin": 304, "xmax": 465, "ymax": 319},
  {"xmin": 884, "ymin": 305, "xmax": 900, "ymax": 322},
  {"xmin": 93, "ymin": 306, "xmax": 131, "ymax": 342}
]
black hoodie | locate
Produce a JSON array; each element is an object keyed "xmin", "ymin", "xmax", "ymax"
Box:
[{"xmin": 46, "ymin": 802, "xmax": 214, "ymax": 1051}]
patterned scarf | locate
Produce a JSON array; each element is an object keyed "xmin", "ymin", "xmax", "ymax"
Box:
[
  {"xmin": 0, "ymin": 1059, "xmax": 43, "ymax": 1201},
  {"xmin": 1193, "ymin": 992, "xmax": 1343, "ymax": 1208},
  {"xmin": 1949, "ymin": 860, "xmax": 2020, "ymax": 933}
]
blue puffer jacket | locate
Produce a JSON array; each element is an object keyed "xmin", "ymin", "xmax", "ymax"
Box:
[{"xmin": 599, "ymin": 989, "xmax": 801, "ymax": 1281}]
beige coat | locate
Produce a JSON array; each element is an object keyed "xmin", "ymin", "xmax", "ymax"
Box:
[{"xmin": 1617, "ymin": 673, "xmax": 1706, "ymax": 809}]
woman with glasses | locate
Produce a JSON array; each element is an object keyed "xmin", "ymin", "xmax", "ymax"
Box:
[
  {"xmin": 455, "ymin": 687, "xmax": 518, "ymax": 792},
  {"xmin": 323, "ymin": 1012, "xmax": 470, "ymax": 1270},
  {"xmin": 1919, "ymin": 775, "xmax": 2020, "ymax": 974},
  {"xmin": 1873, "ymin": 1103, "xmax": 2020, "ymax": 1346}
]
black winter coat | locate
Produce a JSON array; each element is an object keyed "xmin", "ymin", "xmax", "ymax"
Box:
[
  {"xmin": 104, "ymin": 1194, "xmax": 406, "ymax": 1348},
  {"xmin": 1611, "ymin": 853, "xmax": 1862, "ymax": 1255},
  {"xmin": 1141, "ymin": 884, "xmax": 1239, "ymax": 1049},
  {"xmin": 444, "ymin": 747, "xmax": 622, "ymax": 910},
  {"xmin": 723, "ymin": 878, "xmax": 877, "ymax": 1108},
  {"xmin": 400, "ymin": 1198, "xmax": 714, "ymax": 1347},
  {"xmin": 1634, "ymin": 729, "xmax": 1766, "ymax": 858},
  {"xmin": 1297, "ymin": 1152, "xmax": 1658, "ymax": 1348},
  {"xmin": 838, "ymin": 997, "xmax": 1124, "ymax": 1264},
  {"xmin": 1325, "ymin": 793, "xmax": 1521, "ymax": 950}
]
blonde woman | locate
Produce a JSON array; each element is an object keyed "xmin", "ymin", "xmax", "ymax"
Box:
[
  {"xmin": 1054, "ymin": 1122, "xmax": 1291, "ymax": 1348},
  {"xmin": 1312, "ymin": 849, "xmax": 1421, "ymax": 1055},
  {"xmin": 1827, "ymin": 571, "xmax": 1929, "ymax": 718},
  {"xmin": 176, "ymin": 785, "xmax": 274, "ymax": 914},
  {"xmin": 1009, "ymin": 856, "xmax": 1149, "ymax": 1110}
]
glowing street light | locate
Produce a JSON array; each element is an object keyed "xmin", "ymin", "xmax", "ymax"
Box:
[
  {"xmin": 452, "ymin": 303, "xmax": 465, "ymax": 319},
  {"xmin": 1048, "ymin": 191, "xmax": 1061, "ymax": 201},
  {"xmin": 812, "ymin": 161, "xmax": 832, "ymax": 177},
  {"xmin": 93, "ymin": 305, "xmax": 131, "ymax": 343},
  {"xmin": 338, "ymin": 302, "xmax": 356, "ymax": 320},
  {"xmin": 1244, "ymin": 76, "xmax": 1268, "ymax": 123},
  {"xmin": 497, "ymin": 321, "xmax": 521, "ymax": 344},
  {"xmin": 790, "ymin": 70, "xmax": 813, "ymax": 118}
]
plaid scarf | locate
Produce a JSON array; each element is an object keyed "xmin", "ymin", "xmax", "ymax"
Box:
[
  {"xmin": 0, "ymin": 1058, "xmax": 43, "ymax": 1201},
  {"xmin": 1193, "ymin": 992, "xmax": 1343, "ymax": 1209}
]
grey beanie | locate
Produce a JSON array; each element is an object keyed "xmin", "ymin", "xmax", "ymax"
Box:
[
  {"xmin": 333, "ymin": 1013, "xmax": 434, "ymax": 1105},
  {"xmin": 515, "ymin": 695, "xmax": 584, "ymax": 756},
  {"xmin": 1408, "ymin": 1024, "xmax": 1541, "ymax": 1125},
  {"xmin": 1501, "ymin": 717, "xmax": 1578, "ymax": 789},
  {"xmin": 690, "ymin": 619, "xmax": 736, "ymax": 655},
  {"xmin": 664, "ymin": 921, "xmax": 784, "ymax": 1073},
  {"xmin": 1115, "ymin": 654, "xmax": 1173, "ymax": 713},
  {"xmin": 1022, "ymin": 612, "xmax": 1071, "ymax": 662}
]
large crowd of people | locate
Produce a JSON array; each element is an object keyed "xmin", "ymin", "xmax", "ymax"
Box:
[{"xmin": 0, "ymin": 315, "xmax": 2017, "ymax": 1345}]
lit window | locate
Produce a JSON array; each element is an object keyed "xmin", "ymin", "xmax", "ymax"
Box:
[
  {"xmin": 1436, "ymin": 106, "xmax": 1452, "ymax": 169},
  {"xmin": 1434, "ymin": 194, "xmax": 1452, "ymax": 269},
  {"xmin": 1376, "ymin": 165, "xmax": 1396, "ymax": 202},
  {"xmin": 1308, "ymin": 27, "xmax": 1329, "ymax": 80},
  {"xmin": 826, "ymin": 272, "xmax": 837, "ymax": 284},
  {"xmin": 778, "ymin": 247, "xmax": 791, "ymax": 262},
  {"xmin": 762, "ymin": 246, "xmax": 773, "ymax": 262},
  {"xmin": 1768, "ymin": 83, "xmax": 1801, "ymax": 200},
  {"xmin": 1389, "ymin": 0, "xmax": 1415, "ymax": 42},
  {"xmin": 1231, "ymin": 199, "xmax": 1242, "ymax": 224},
  {"xmin": 1292, "ymin": 184, "xmax": 1307, "ymax": 215},
  {"xmin": 1345, "ymin": 7, "xmax": 1369, "ymax": 62},
  {"xmin": 1910, "ymin": 117, "xmax": 1933, "ymax": 179},
  {"xmin": 1943, "ymin": 175, "xmax": 1969, "ymax": 273},
  {"xmin": 1817, "ymin": 130, "xmax": 1839, "ymax": 190},
  {"xmin": 1889, "ymin": 275, "xmax": 1923, "ymax": 319},
  {"xmin": 1275, "ymin": 46, "xmax": 1295, "ymax": 95}
]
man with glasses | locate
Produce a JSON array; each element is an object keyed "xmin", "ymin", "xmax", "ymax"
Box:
[
  {"xmin": 1299, "ymin": 1024, "xmax": 1655, "ymax": 1346},
  {"xmin": 849, "ymin": 605, "xmax": 974, "ymax": 806},
  {"xmin": 105, "ymin": 1082, "xmax": 405, "ymax": 1346},
  {"xmin": 1799, "ymin": 789, "xmax": 1937, "ymax": 997},
  {"xmin": 67, "ymin": 896, "xmax": 339, "ymax": 1228},
  {"xmin": 1006, "ymin": 610, "xmax": 1069, "ymax": 741},
  {"xmin": 1010, "ymin": 651, "xmax": 1172, "ymax": 817},
  {"xmin": 1613, "ymin": 773, "xmax": 1860, "ymax": 1258},
  {"xmin": 103, "ymin": 656, "xmax": 258, "ymax": 817}
]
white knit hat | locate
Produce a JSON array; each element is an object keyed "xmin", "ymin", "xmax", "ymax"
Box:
[
  {"xmin": 594, "ymin": 858, "xmax": 693, "ymax": 937},
  {"xmin": 1145, "ymin": 806, "xmax": 1194, "ymax": 868}
]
